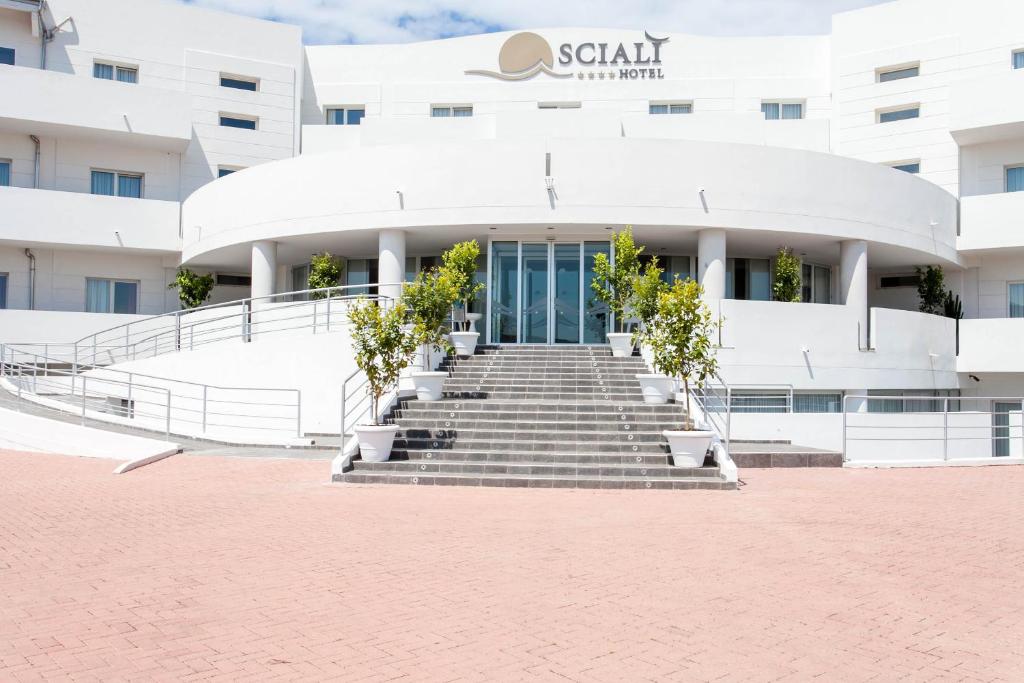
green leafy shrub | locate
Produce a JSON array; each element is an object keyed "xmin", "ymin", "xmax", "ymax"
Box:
[
  {"xmin": 402, "ymin": 267, "xmax": 461, "ymax": 368},
  {"xmin": 916, "ymin": 265, "xmax": 945, "ymax": 315},
  {"xmin": 348, "ymin": 299, "xmax": 418, "ymax": 425},
  {"xmin": 772, "ymin": 247, "xmax": 801, "ymax": 303},
  {"xmin": 441, "ymin": 240, "xmax": 484, "ymax": 330},
  {"xmin": 630, "ymin": 257, "xmax": 667, "ymax": 346},
  {"xmin": 308, "ymin": 252, "xmax": 344, "ymax": 299},
  {"xmin": 591, "ymin": 226, "xmax": 644, "ymax": 333},
  {"xmin": 642, "ymin": 278, "xmax": 722, "ymax": 430},
  {"xmin": 168, "ymin": 269, "xmax": 215, "ymax": 310}
]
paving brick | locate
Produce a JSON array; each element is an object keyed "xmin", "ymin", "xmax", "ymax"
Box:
[{"xmin": 2, "ymin": 449, "xmax": 1024, "ymax": 681}]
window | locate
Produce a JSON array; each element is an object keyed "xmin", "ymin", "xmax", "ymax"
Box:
[
  {"xmin": 220, "ymin": 114, "xmax": 257, "ymax": 130},
  {"xmin": 0, "ymin": 159, "xmax": 10, "ymax": 186},
  {"xmin": 877, "ymin": 64, "xmax": 919, "ymax": 82},
  {"xmin": 1014, "ymin": 50, "xmax": 1024, "ymax": 70},
  {"xmin": 761, "ymin": 101, "xmax": 803, "ymax": 120},
  {"xmin": 890, "ymin": 161, "xmax": 921, "ymax": 174},
  {"xmin": 94, "ymin": 62, "xmax": 138, "ymax": 83},
  {"xmin": 1006, "ymin": 166, "xmax": 1024, "ymax": 192},
  {"xmin": 0, "ymin": 273, "xmax": 7, "ymax": 309},
  {"xmin": 346, "ymin": 259, "xmax": 378, "ymax": 296},
  {"xmin": 1010, "ymin": 283, "xmax": 1024, "ymax": 318},
  {"xmin": 793, "ymin": 393, "xmax": 843, "ymax": 414},
  {"xmin": 431, "ymin": 105, "xmax": 473, "ymax": 118},
  {"xmin": 291, "ymin": 264, "xmax": 310, "ymax": 301},
  {"xmin": 218, "ymin": 166, "xmax": 243, "ymax": 178},
  {"xmin": 326, "ymin": 107, "xmax": 365, "ymax": 125},
  {"xmin": 91, "ymin": 170, "xmax": 143, "ymax": 198},
  {"xmin": 801, "ymin": 263, "xmax": 832, "ymax": 304},
  {"xmin": 726, "ymin": 258, "xmax": 771, "ymax": 301},
  {"xmin": 86, "ymin": 278, "xmax": 138, "ymax": 314},
  {"xmin": 649, "ymin": 102, "xmax": 692, "ymax": 115},
  {"xmin": 0, "ymin": 47, "xmax": 13, "ymax": 66},
  {"xmin": 216, "ymin": 273, "xmax": 251, "ymax": 287},
  {"xmin": 878, "ymin": 106, "xmax": 920, "ymax": 123},
  {"xmin": 220, "ymin": 75, "xmax": 258, "ymax": 92},
  {"xmin": 879, "ymin": 273, "xmax": 920, "ymax": 289},
  {"xmin": 538, "ymin": 102, "xmax": 581, "ymax": 109}
]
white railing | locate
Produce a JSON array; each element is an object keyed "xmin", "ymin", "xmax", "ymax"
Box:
[
  {"xmin": 842, "ymin": 395, "xmax": 1024, "ymax": 465},
  {"xmin": 689, "ymin": 374, "xmax": 738, "ymax": 483},
  {"xmin": 2, "ymin": 285, "xmax": 398, "ymax": 369},
  {"xmin": 0, "ymin": 351, "xmax": 302, "ymax": 443},
  {"xmin": 0, "ymin": 285, "xmax": 403, "ymax": 444}
]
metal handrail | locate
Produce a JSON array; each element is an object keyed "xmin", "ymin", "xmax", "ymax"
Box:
[
  {"xmin": 842, "ymin": 394, "xmax": 1024, "ymax": 463},
  {"xmin": 0, "ymin": 345, "xmax": 303, "ymax": 440}
]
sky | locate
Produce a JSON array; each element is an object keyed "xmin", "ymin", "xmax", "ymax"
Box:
[{"xmin": 175, "ymin": 0, "xmax": 894, "ymax": 45}]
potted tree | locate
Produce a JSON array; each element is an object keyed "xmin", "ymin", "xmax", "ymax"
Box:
[
  {"xmin": 348, "ymin": 298, "xmax": 419, "ymax": 462},
  {"xmin": 402, "ymin": 267, "xmax": 460, "ymax": 401},
  {"xmin": 168, "ymin": 268, "xmax": 215, "ymax": 310},
  {"xmin": 631, "ymin": 259, "xmax": 674, "ymax": 404},
  {"xmin": 772, "ymin": 247, "xmax": 801, "ymax": 303},
  {"xmin": 646, "ymin": 278, "xmax": 722, "ymax": 467},
  {"xmin": 308, "ymin": 252, "xmax": 344, "ymax": 299},
  {"xmin": 442, "ymin": 240, "xmax": 485, "ymax": 356},
  {"xmin": 591, "ymin": 226, "xmax": 643, "ymax": 357}
]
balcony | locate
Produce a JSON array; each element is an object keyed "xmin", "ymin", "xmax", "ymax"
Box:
[
  {"xmin": 949, "ymin": 71, "xmax": 1024, "ymax": 145},
  {"xmin": 958, "ymin": 192, "xmax": 1024, "ymax": 251},
  {"xmin": 0, "ymin": 66, "xmax": 192, "ymax": 151},
  {"xmin": 0, "ymin": 186, "xmax": 181, "ymax": 252}
]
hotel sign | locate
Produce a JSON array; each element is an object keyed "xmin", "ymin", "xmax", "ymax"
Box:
[{"xmin": 466, "ymin": 31, "xmax": 669, "ymax": 81}]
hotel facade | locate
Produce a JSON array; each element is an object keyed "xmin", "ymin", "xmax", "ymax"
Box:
[{"xmin": 2, "ymin": 0, "xmax": 1024, "ymax": 466}]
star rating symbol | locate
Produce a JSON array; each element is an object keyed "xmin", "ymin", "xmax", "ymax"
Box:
[
  {"xmin": 577, "ymin": 72, "xmax": 584, "ymax": 80},
  {"xmin": 587, "ymin": 72, "xmax": 595, "ymax": 80}
]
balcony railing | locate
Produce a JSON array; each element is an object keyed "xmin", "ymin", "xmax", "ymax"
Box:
[
  {"xmin": 0, "ymin": 65, "xmax": 192, "ymax": 150},
  {"xmin": 0, "ymin": 186, "xmax": 180, "ymax": 251}
]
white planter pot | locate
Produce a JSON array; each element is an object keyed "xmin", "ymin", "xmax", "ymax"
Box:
[
  {"xmin": 449, "ymin": 331, "xmax": 480, "ymax": 357},
  {"xmin": 410, "ymin": 371, "xmax": 447, "ymax": 401},
  {"xmin": 639, "ymin": 343, "xmax": 654, "ymax": 367},
  {"xmin": 465, "ymin": 312, "xmax": 483, "ymax": 333},
  {"xmin": 662, "ymin": 430, "xmax": 715, "ymax": 468},
  {"xmin": 607, "ymin": 332, "xmax": 634, "ymax": 358},
  {"xmin": 355, "ymin": 424, "xmax": 400, "ymax": 463},
  {"xmin": 636, "ymin": 374, "xmax": 674, "ymax": 405}
]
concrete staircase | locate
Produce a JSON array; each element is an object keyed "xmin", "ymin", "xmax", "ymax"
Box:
[{"xmin": 340, "ymin": 345, "xmax": 736, "ymax": 490}]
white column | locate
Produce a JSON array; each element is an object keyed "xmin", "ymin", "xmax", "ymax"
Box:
[
  {"xmin": 840, "ymin": 239, "xmax": 868, "ymax": 349},
  {"xmin": 251, "ymin": 240, "xmax": 277, "ymax": 301},
  {"xmin": 378, "ymin": 229, "xmax": 406, "ymax": 303},
  {"xmin": 697, "ymin": 229, "xmax": 726, "ymax": 303}
]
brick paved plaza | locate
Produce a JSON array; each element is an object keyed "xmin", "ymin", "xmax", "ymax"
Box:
[{"xmin": 1, "ymin": 450, "xmax": 1022, "ymax": 681}]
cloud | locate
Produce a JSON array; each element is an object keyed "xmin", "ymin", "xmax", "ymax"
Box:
[{"xmin": 175, "ymin": 0, "xmax": 892, "ymax": 44}]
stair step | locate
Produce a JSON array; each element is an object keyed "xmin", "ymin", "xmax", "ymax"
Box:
[
  {"xmin": 395, "ymin": 438, "xmax": 672, "ymax": 454},
  {"xmin": 353, "ymin": 459, "xmax": 719, "ymax": 477},
  {"xmin": 389, "ymin": 448, "xmax": 683, "ymax": 465},
  {"xmin": 337, "ymin": 471, "xmax": 735, "ymax": 490},
  {"xmin": 395, "ymin": 420, "xmax": 681, "ymax": 432}
]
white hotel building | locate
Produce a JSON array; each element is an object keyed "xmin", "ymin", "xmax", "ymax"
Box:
[{"xmin": 2, "ymin": 0, "xmax": 1024, "ymax": 467}]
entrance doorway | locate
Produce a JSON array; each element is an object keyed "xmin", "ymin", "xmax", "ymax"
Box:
[{"xmin": 488, "ymin": 241, "xmax": 611, "ymax": 344}]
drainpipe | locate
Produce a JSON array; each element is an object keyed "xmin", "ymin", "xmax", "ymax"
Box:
[
  {"xmin": 24, "ymin": 249, "xmax": 36, "ymax": 310},
  {"xmin": 29, "ymin": 135, "xmax": 40, "ymax": 188},
  {"xmin": 37, "ymin": 2, "xmax": 48, "ymax": 70}
]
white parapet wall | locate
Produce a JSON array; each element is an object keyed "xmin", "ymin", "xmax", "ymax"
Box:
[{"xmin": 716, "ymin": 301, "xmax": 957, "ymax": 390}]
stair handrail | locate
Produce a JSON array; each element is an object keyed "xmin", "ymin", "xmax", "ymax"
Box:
[
  {"xmin": 689, "ymin": 372, "xmax": 738, "ymax": 483},
  {"xmin": 0, "ymin": 349, "xmax": 301, "ymax": 441}
]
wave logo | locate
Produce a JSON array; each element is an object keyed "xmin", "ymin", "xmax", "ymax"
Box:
[{"xmin": 465, "ymin": 32, "xmax": 573, "ymax": 81}]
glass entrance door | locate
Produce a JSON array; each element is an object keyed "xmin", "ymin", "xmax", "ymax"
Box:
[
  {"xmin": 553, "ymin": 244, "xmax": 581, "ymax": 343},
  {"xmin": 489, "ymin": 241, "xmax": 610, "ymax": 344}
]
